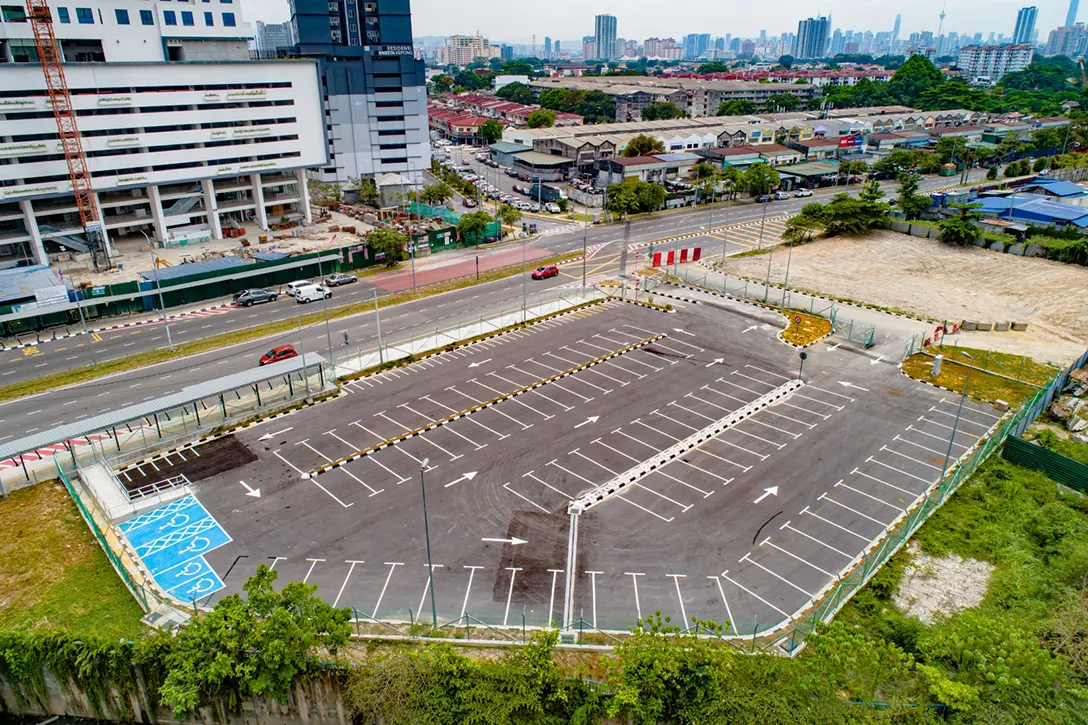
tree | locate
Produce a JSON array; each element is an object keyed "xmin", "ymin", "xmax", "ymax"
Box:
[
  {"xmin": 819, "ymin": 193, "xmax": 889, "ymax": 236},
  {"xmin": 432, "ymin": 75, "xmax": 454, "ymax": 93},
  {"xmin": 689, "ymin": 162, "xmax": 717, "ymax": 181},
  {"xmin": 498, "ymin": 204, "xmax": 522, "ymax": 227},
  {"xmin": 537, "ymin": 88, "xmax": 569, "ymax": 111},
  {"xmin": 895, "ymin": 171, "xmax": 931, "ymax": 220},
  {"xmin": 782, "ymin": 213, "xmax": 823, "ymax": 245},
  {"xmin": 418, "ymin": 182, "xmax": 453, "ymax": 206},
  {"xmin": 575, "ymin": 90, "xmax": 616, "ymax": 123},
  {"xmin": 495, "ymin": 81, "xmax": 534, "ymax": 104},
  {"xmin": 886, "ymin": 54, "xmax": 943, "ymax": 105},
  {"xmin": 348, "ymin": 177, "xmax": 378, "ymax": 207},
  {"xmin": 717, "ymin": 99, "xmax": 757, "ymax": 116},
  {"xmin": 634, "ymin": 181, "xmax": 666, "ymax": 212},
  {"xmin": 478, "ymin": 119, "xmax": 504, "ymax": 144},
  {"xmin": 368, "ymin": 228, "xmax": 408, "ymax": 266},
  {"xmin": 500, "ymin": 61, "xmax": 535, "ymax": 76},
  {"xmin": 938, "ymin": 203, "xmax": 983, "ymax": 246},
  {"xmin": 1033, "ymin": 157, "xmax": 1049, "ymax": 173},
  {"xmin": 718, "ymin": 166, "xmax": 744, "ymax": 200},
  {"xmin": 159, "ymin": 566, "xmax": 351, "ymax": 719},
  {"xmin": 858, "ymin": 179, "xmax": 886, "ymax": 203},
  {"xmin": 871, "ymin": 149, "xmax": 921, "ymax": 179},
  {"xmin": 526, "ymin": 109, "xmax": 556, "ymax": 128},
  {"xmin": 640, "ymin": 102, "xmax": 687, "ymax": 120},
  {"xmin": 452, "ymin": 71, "xmax": 488, "ymax": 91},
  {"xmin": 766, "ymin": 93, "xmax": 801, "ymax": 111},
  {"xmin": 742, "ymin": 163, "xmax": 780, "ymax": 196},
  {"xmin": 697, "ymin": 62, "xmax": 730, "ymax": 74},
  {"xmin": 623, "ymin": 134, "xmax": 665, "ymax": 157},
  {"xmin": 987, "ymin": 165, "xmax": 999, "ymax": 180},
  {"xmin": 778, "ymin": 55, "xmax": 795, "ymax": 69},
  {"xmin": 308, "ymin": 180, "xmax": 342, "ymax": 208},
  {"xmin": 605, "ymin": 183, "xmax": 640, "ymax": 218},
  {"xmin": 457, "ymin": 210, "xmax": 494, "ymax": 244}
]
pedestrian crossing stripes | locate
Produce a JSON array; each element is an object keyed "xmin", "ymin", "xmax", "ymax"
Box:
[
  {"xmin": 538, "ymin": 223, "xmax": 582, "ymax": 237},
  {"xmin": 628, "ymin": 215, "xmax": 790, "ymax": 251}
]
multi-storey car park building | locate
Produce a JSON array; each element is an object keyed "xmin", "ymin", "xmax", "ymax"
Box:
[{"xmin": 0, "ymin": 0, "xmax": 326, "ymax": 266}]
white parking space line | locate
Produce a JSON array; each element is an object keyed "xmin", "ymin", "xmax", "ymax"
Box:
[
  {"xmin": 472, "ymin": 378, "xmax": 554, "ymax": 419},
  {"xmin": 782, "ymin": 400, "xmax": 831, "ymax": 420},
  {"xmin": 893, "ymin": 434, "xmax": 948, "ymax": 458},
  {"xmin": 356, "ymin": 422, "xmax": 436, "ymax": 469},
  {"xmin": 927, "ymin": 406, "xmax": 992, "ymax": 428},
  {"xmin": 571, "ymin": 449, "xmax": 618, "ymax": 475},
  {"xmin": 744, "ymin": 364, "xmax": 789, "ymax": 381},
  {"xmin": 732, "ymin": 371, "xmax": 775, "ymax": 388},
  {"xmin": 779, "ymin": 521, "xmax": 853, "ymax": 559},
  {"xmin": 741, "ymin": 554, "xmax": 817, "ymax": 598},
  {"xmin": 748, "ymin": 417, "xmax": 802, "ymax": 439},
  {"xmin": 674, "ymin": 459, "xmax": 732, "ymax": 486},
  {"xmin": 818, "ymin": 492, "xmax": 892, "ymax": 527},
  {"xmin": 801, "ymin": 506, "xmax": 871, "ymax": 542},
  {"xmin": 793, "ymin": 393, "xmax": 844, "ymax": 411},
  {"xmin": 721, "ymin": 570, "xmax": 789, "ymax": 617},
  {"xmin": 731, "ymin": 425, "xmax": 787, "ymax": 449},
  {"xmin": 627, "ymin": 572, "xmax": 644, "ymax": 620},
  {"xmin": 274, "ymin": 450, "xmax": 353, "ymax": 507},
  {"xmin": 488, "ymin": 371, "xmax": 574, "ymax": 411},
  {"xmin": 461, "ymin": 566, "xmax": 482, "ymax": 619},
  {"xmin": 806, "ymin": 384, "xmax": 857, "ymax": 402},
  {"xmin": 591, "ymin": 438, "xmax": 641, "ymax": 464},
  {"xmin": 880, "ymin": 445, "xmax": 941, "ymax": 470},
  {"xmin": 448, "ymin": 386, "xmax": 532, "ymax": 430},
  {"xmin": 867, "ymin": 456, "xmax": 932, "ymax": 484},
  {"xmin": 852, "ymin": 468, "xmax": 917, "ymax": 496},
  {"xmin": 668, "ymin": 400, "xmax": 715, "ymax": 422},
  {"xmin": 503, "ymin": 568, "xmax": 523, "ymax": 626},
  {"xmin": 339, "ymin": 427, "xmax": 410, "ymax": 483},
  {"xmin": 525, "ymin": 470, "xmax": 573, "ymax": 499},
  {"xmin": 906, "ymin": 424, "xmax": 968, "ymax": 448},
  {"xmin": 298, "ymin": 440, "xmax": 333, "ymax": 462},
  {"xmin": 420, "ymin": 395, "xmax": 506, "ymax": 441},
  {"xmin": 547, "ymin": 459, "xmax": 598, "ymax": 487},
  {"xmin": 616, "ymin": 492, "xmax": 676, "ymax": 522},
  {"xmin": 666, "ymin": 574, "xmax": 689, "ymax": 625},
  {"xmin": 835, "ymin": 479, "xmax": 905, "ymax": 512},
  {"xmin": 701, "ymin": 385, "xmax": 750, "ymax": 407},
  {"xmin": 372, "ymin": 562, "xmax": 403, "ymax": 618},
  {"xmin": 708, "ymin": 575, "xmax": 736, "ymax": 635},
  {"xmin": 943, "ymin": 398, "xmax": 1002, "ymax": 420},
  {"xmin": 514, "ymin": 363, "xmax": 594, "ymax": 402},
  {"xmin": 650, "ymin": 409, "xmax": 699, "ymax": 432},
  {"xmin": 504, "ymin": 482, "xmax": 548, "ymax": 512},
  {"xmin": 417, "ymin": 564, "xmax": 442, "ymax": 620},
  {"xmin": 303, "ymin": 558, "xmax": 325, "ymax": 583},
  {"xmin": 333, "ymin": 560, "xmax": 365, "ymax": 607},
  {"xmin": 647, "ymin": 340, "xmax": 692, "ymax": 359},
  {"xmin": 716, "ymin": 377, "xmax": 763, "ymax": 397}
]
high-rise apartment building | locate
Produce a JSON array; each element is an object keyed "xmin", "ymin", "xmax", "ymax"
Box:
[
  {"xmin": 291, "ymin": 0, "xmax": 428, "ymax": 185},
  {"xmin": 594, "ymin": 14, "xmax": 618, "ymax": 60},
  {"xmin": 794, "ymin": 16, "xmax": 830, "ymax": 59},
  {"xmin": 544, "ymin": 36, "xmax": 552, "ymax": 59},
  {"xmin": 958, "ymin": 45, "xmax": 1035, "ymax": 85},
  {"xmin": 1045, "ymin": 24, "xmax": 1088, "ymax": 56},
  {"xmin": 582, "ymin": 36, "xmax": 597, "ymax": 61},
  {"xmin": 443, "ymin": 35, "xmax": 499, "ymax": 65},
  {"xmin": 892, "ymin": 13, "xmax": 902, "ymax": 49},
  {"xmin": 0, "ymin": 0, "xmax": 325, "ymax": 265},
  {"xmin": 1069, "ymin": 0, "xmax": 1080, "ymax": 27},
  {"xmin": 1012, "ymin": 7, "xmax": 1038, "ymax": 45},
  {"xmin": 256, "ymin": 22, "xmax": 293, "ymax": 57}
]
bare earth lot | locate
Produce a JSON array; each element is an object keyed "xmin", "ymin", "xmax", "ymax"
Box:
[{"xmin": 720, "ymin": 231, "xmax": 1088, "ymax": 365}]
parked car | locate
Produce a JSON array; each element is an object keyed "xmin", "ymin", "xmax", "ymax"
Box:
[
  {"xmin": 462, "ymin": 198, "xmax": 478, "ymax": 208},
  {"xmin": 295, "ymin": 284, "xmax": 331, "ymax": 304},
  {"xmin": 530, "ymin": 202, "xmax": 541, "ymax": 212},
  {"xmin": 259, "ymin": 344, "xmax": 298, "ymax": 366},
  {"xmin": 544, "ymin": 202, "xmax": 561, "ymax": 213},
  {"xmin": 794, "ymin": 188, "xmax": 813, "ymax": 197},
  {"xmin": 233, "ymin": 288, "xmax": 278, "ymax": 307},
  {"xmin": 773, "ymin": 191, "xmax": 790, "ymax": 200},
  {"xmin": 505, "ymin": 168, "xmax": 519, "ymax": 177},
  {"xmin": 531, "ymin": 264, "xmax": 559, "ymax": 280},
  {"xmin": 324, "ymin": 273, "xmax": 357, "ymax": 287},
  {"xmin": 461, "ymin": 159, "xmax": 472, "ymax": 167},
  {"xmin": 755, "ymin": 194, "xmax": 773, "ymax": 203},
  {"xmin": 515, "ymin": 201, "xmax": 532, "ymax": 211},
  {"xmin": 286, "ymin": 280, "xmax": 313, "ymax": 297}
]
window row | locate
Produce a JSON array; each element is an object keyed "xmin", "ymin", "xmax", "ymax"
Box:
[{"xmin": 53, "ymin": 6, "xmax": 235, "ymax": 27}]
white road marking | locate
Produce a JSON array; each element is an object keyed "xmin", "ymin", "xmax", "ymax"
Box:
[
  {"xmin": 333, "ymin": 560, "xmax": 365, "ymax": 607},
  {"xmin": 627, "ymin": 572, "xmax": 644, "ymax": 620},
  {"xmin": 461, "ymin": 565, "xmax": 483, "ymax": 619},
  {"xmin": 835, "ymin": 479, "xmax": 905, "ymax": 512},
  {"xmin": 372, "ymin": 562, "xmax": 403, "ymax": 618},
  {"xmin": 303, "ymin": 558, "xmax": 325, "ymax": 583},
  {"xmin": 721, "ymin": 570, "xmax": 789, "ymax": 617}
]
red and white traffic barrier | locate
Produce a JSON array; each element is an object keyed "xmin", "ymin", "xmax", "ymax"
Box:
[{"xmin": 651, "ymin": 247, "xmax": 701, "ymax": 267}]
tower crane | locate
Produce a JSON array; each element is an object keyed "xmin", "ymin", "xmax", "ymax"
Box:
[{"xmin": 24, "ymin": 0, "xmax": 110, "ymax": 269}]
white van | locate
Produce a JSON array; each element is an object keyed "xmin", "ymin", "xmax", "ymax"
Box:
[
  {"xmin": 286, "ymin": 280, "xmax": 313, "ymax": 297},
  {"xmin": 294, "ymin": 284, "xmax": 331, "ymax": 304}
]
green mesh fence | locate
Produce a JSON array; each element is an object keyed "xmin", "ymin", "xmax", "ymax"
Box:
[
  {"xmin": 409, "ymin": 201, "xmax": 461, "ymax": 226},
  {"xmin": 55, "ymin": 460, "xmax": 149, "ymax": 612},
  {"xmin": 771, "ymin": 364, "xmax": 1072, "ymax": 656}
]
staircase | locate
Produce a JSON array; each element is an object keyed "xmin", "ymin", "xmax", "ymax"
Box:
[
  {"xmin": 38, "ymin": 224, "xmax": 90, "ymax": 252},
  {"xmin": 163, "ymin": 186, "xmax": 202, "ymax": 216}
]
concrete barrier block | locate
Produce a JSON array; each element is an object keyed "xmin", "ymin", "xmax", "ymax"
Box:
[
  {"xmin": 962, "ymin": 321, "xmax": 978, "ymax": 331},
  {"xmin": 994, "ymin": 399, "xmax": 1010, "ymax": 413},
  {"xmin": 988, "ymin": 242, "xmax": 1005, "ymax": 252},
  {"xmin": 1024, "ymin": 244, "xmax": 1043, "ymax": 258},
  {"xmin": 891, "ymin": 221, "xmax": 910, "ymax": 233},
  {"xmin": 1011, "ymin": 322, "xmax": 1029, "ymax": 331},
  {"xmin": 973, "ymin": 238, "xmax": 987, "ymax": 247},
  {"xmin": 1007, "ymin": 244, "xmax": 1025, "ymax": 256},
  {"xmin": 976, "ymin": 322, "xmax": 994, "ymax": 331},
  {"xmin": 995, "ymin": 321, "xmax": 1011, "ymax": 331}
]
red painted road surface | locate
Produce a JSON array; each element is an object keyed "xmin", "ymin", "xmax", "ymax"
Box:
[{"xmin": 371, "ymin": 246, "xmax": 555, "ymax": 293}]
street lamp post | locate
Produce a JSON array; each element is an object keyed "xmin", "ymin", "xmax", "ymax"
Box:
[
  {"xmin": 294, "ymin": 299, "xmax": 312, "ymax": 395},
  {"xmin": 63, "ymin": 258, "xmax": 97, "ymax": 370},
  {"xmin": 419, "ymin": 458, "xmax": 439, "ymax": 628},
  {"xmin": 938, "ymin": 351, "xmax": 974, "ymax": 485},
  {"xmin": 373, "ymin": 290, "xmax": 384, "ymax": 364},
  {"xmin": 140, "ymin": 231, "xmax": 174, "ymax": 352},
  {"xmin": 522, "ymin": 233, "xmax": 528, "ymax": 322},
  {"xmin": 315, "ymin": 251, "xmax": 335, "ymax": 365}
]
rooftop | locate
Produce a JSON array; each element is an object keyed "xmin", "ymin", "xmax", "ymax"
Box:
[
  {"xmin": 0, "ymin": 265, "xmax": 67, "ymax": 306},
  {"xmin": 138, "ymin": 256, "xmax": 251, "ymax": 283}
]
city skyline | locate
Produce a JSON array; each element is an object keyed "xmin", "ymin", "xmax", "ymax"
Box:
[{"xmin": 242, "ymin": 0, "xmax": 1072, "ymax": 45}]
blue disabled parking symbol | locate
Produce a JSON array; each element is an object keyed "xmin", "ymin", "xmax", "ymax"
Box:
[{"xmin": 120, "ymin": 495, "xmax": 231, "ymax": 601}]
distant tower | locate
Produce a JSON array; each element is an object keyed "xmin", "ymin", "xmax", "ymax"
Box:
[
  {"xmin": 938, "ymin": 2, "xmax": 947, "ymax": 37},
  {"xmin": 1069, "ymin": 0, "xmax": 1080, "ymax": 27}
]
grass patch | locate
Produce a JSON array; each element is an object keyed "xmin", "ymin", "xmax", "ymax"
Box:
[
  {"xmin": 780, "ymin": 310, "xmax": 832, "ymax": 346},
  {"xmin": 728, "ymin": 243, "xmax": 783, "ymax": 259},
  {"xmin": 0, "ymin": 250, "xmax": 583, "ymax": 403},
  {"xmin": 901, "ymin": 345, "xmax": 1057, "ymax": 406},
  {"xmin": 1026, "ymin": 424, "xmax": 1088, "ymax": 465},
  {"xmin": 0, "ymin": 481, "xmax": 145, "ymax": 639}
]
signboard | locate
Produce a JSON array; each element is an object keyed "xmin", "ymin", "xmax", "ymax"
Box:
[
  {"xmin": 34, "ymin": 285, "xmax": 69, "ymax": 308},
  {"xmin": 839, "ymin": 135, "xmax": 864, "ymax": 148},
  {"xmin": 375, "ymin": 44, "xmax": 414, "ymax": 55}
]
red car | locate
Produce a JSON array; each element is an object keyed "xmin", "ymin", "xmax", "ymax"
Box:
[
  {"xmin": 531, "ymin": 264, "xmax": 559, "ymax": 280},
  {"xmin": 259, "ymin": 344, "xmax": 298, "ymax": 366}
]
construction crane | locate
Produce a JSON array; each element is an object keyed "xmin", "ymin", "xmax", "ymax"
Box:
[{"xmin": 24, "ymin": 0, "xmax": 110, "ymax": 270}]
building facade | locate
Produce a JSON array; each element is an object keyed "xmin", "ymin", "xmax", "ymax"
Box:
[
  {"xmin": 958, "ymin": 45, "xmax": 1035, "ymax": 85},
  {"xmin": 1044, "ymin": 24, "xmax": 1087, "ymax": 56},
  {"xmin": 443, "ymin": 34, "xmax": 499, "ymax": 66},
  {"xmin": 594, "ymin": 15, "xmax": 617, "ymax": 61},
  {"xmin": 0, "ymin": 0, "xmax": 324, "ymax": 266},
  {"xmin": 795, "ymin": 17, "xmax": 830, "ymax": 59},
  {"xmin": 1012, "ymin": 6, "xmax": 1038, "ymax": 45},
  {"xmin": 1069, "ymin": 0, "xmax": 1080, "ymax": 27},
  {"xmin": 290, "ymin": 0, "xmax": 429, "ymax": 185},
  {"xmin": 256, "ymin": 21, "xmax": 293, "ymax": 57}
]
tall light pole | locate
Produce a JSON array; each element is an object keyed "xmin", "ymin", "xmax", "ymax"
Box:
[
  {"xmin": 521, "ymin": 232, "xmax": 528, "ymax": 322},
  {"xmin": 419, "ymin": 458, "xmax": 439, "ymax": 628},
  {"xmin": 140, "ymin": 231, "xmax": 174, "ymax": 352},
  {"xmin": 294, "ymin": 298, "xmax": 312, "ymax": 395},
  {"xmin": 373, "ymin": 289, "xmax": 384, "ymax": 364},
  {"xmin": 938, "ymin": 351, "xmax": 974, "ymax": 485},
  {"xmin": 62, "ymin": 257, "xmax": 98, "ymax": 370},
  {"xmin": 314, "ymin": 249, "xmax": 335, "ymax": 364}
]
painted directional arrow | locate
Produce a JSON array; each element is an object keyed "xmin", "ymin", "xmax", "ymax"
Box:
[
  {"xmin": 574, "ymin": 416, "xmax": 599, "ymax": 429},
  {"xmin": 752, "ymin": 486, "xmax": 779, "ymax": 504},
  {"xmin": 826, "ymin": 343, "xmax": 841, "ymax": 352},
  {"xmin": 239, "ymin": 480, "xmax": 261, "ymax": 498},
  {"xmin": 443, "ymin": 471, "xmax": 479, "ymax": 488},
  {"xmin": 705, "ymin": 358, "xmax": 725, "ymax": 368},
  {"xmin": 481, "ymin": 536, "xmax": 528, "ymax": 546},
  {"xmin": 742, "ymin": 325, "xmax": 759, "ymax": 333},
  {"xmin": 870, "ymin": 355, "xmax": 885, "ymax": 366},
  {"xmin": 258, "ymin": 427, "xmax": 293, "ymax": 442},
  {"xmin": 838, "ymin": 381, "xmax": 870, "ymax": 392},
  {"xmin": 673, "ymin": 328, "xmax": 697, "ymax": 337},
  {"xmin": 468, "ymin": 358, "xmax": 492, "ymax": 369}
]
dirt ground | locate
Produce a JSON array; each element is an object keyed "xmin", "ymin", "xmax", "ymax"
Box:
[
  {"xmin": 717, "ymin": 231, "xmax": 1088, "ymax": 365},
  {"xmin": 893, "ymin": 543, "xmax": 994, "ymax": 625}
]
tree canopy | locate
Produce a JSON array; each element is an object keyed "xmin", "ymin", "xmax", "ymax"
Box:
[
  {"xmin": 717, "ymin": 99, "xmax": 758, "ymax": 116},
  {"xmin": 640, "ymin": 102, "xmax": 687, "ymax": 120},
  {"xmin": 495, "ymin": 81, "xmax": 535, "ymax": 105},
  {"xmin": 886, "ymin": 55, "xmax": 944, "ymax": 105},
  {"xmin": 526, "ymin": 109, "xmax": 556, "ymax": 128},
  {"xmin": 623, "ymin": 134, "xmax": 666, "ymax": 157},
  {"xmin": 479, "ymin": 119, "xmax": 504, "ymax": 143}
]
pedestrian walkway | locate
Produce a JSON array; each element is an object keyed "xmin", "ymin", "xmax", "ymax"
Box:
[
  {"xmin": 539, "ymin": 223, "xmax": 583, "ymax": 238},
  {"xmin": 628, "ymin": 215, "xmax": 790, "ymax": 252}
]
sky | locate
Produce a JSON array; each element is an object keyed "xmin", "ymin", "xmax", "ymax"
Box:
[{"xmin": 242, "ymin": 0, "xmax": 1073, "ymax": 45}]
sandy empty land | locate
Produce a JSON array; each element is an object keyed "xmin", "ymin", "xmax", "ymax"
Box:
[{"xmin": 717, "ymin": 230, "xmax": 1088, "ymax": 365}]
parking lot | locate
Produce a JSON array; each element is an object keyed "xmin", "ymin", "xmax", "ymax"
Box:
[{"xmin": 120, "ymin": 295, "xmax": 1006, "ymax": 637}]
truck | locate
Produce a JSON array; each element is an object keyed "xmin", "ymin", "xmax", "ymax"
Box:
[{"xmin": 528, "ymin": 183, "xmax": 567, "ymax": 203}]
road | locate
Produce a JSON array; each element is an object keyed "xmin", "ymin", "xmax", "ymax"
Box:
[{"xmin": 0, "ymin": 169, "xmax": 975, "ymax": 437}]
